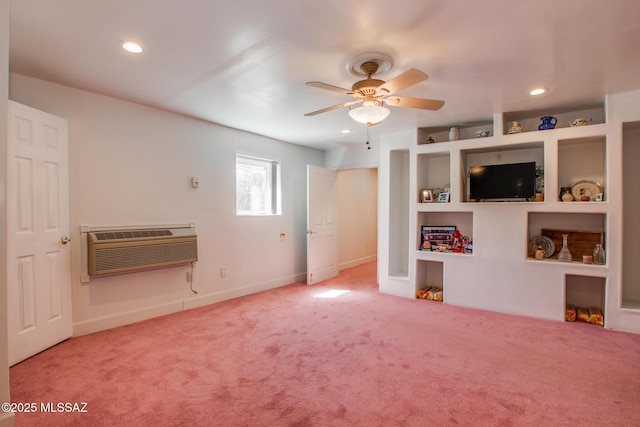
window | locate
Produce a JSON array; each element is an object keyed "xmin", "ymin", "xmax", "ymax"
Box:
[{"xmin": 235, "ymin": 154, "xmax": 281, "ymax": 216}]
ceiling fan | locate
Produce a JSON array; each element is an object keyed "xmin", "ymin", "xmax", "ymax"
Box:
[{"xmin": 304, "ymin": 59, "xmax": 444, "ymax": 125}]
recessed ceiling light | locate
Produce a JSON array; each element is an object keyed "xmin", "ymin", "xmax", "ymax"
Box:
[
  {"xmin": 530, "ymin": 87, "xmax": 547, "ymax": 96},
  {"xmin": 120, "ymin": 41, "xmax": 144, "ymax": 54},
  {"xmin": 341, "ymin": 129, "xmax": 352, "ymax": 134}
]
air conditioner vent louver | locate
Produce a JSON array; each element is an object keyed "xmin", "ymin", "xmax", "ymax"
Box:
[
  {"xmin": 94, "ymin": 229, "xmax": 173, "ymax": 240},
  {"xmin": 87, "ymin": 228, "xmax": 197, "ymax": 276}
]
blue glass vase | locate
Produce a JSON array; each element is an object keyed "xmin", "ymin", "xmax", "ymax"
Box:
[{"xmin": 538, "ymin": 116, "xmax": 557, "ymax": 130}]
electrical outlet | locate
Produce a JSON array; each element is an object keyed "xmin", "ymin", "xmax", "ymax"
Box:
[
  {"xmin": 220, "ymin": 266, "xmax": 227, "ymax": 277},
  {"xmin": 186, "ymin": 271, "xmax": 192, "ymax": 282}
]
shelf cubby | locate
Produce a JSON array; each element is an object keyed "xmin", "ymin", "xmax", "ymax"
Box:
[
  {"xmin": 527, "ymin": 212, "xmax": 606, "ymax": 262},
  {"xmin": 502, "ymin": 102, "xmax": 605, "ymax": 135},
  {"xmin": 416, "ymin": 259, "xmax": 444, "ymax": 297},
  {"xmin": 418, "ymin": 117, "xmax": 493, "ymax": 144},
  {"xmin": 557, "ymin": 135, "xmax": 606, "ymax": 201},
  {"xmin": 565, "ymin": 274, "xmax": 606, "ymax": 325},
  {"xmin": 417, "ymin": 211, "xmax": 473, "ymax": 253},
  {"xmin": 622, "ymin": 121, "xmax": 640, "ymax": 308},
  {"xmin": 462, "ymin": 141, "xmax": 544, "ymax": 202},
  {"xmin": 388, "ymin": 149, "xmax": 410, "ymax": 277},
  {"xmin": 416, "ymin": 151, "xmax": 450, "ymax": 202}
]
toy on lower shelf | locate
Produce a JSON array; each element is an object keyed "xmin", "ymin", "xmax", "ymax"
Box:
[
  {"xmin": 416, "ymin": 287, "xmax": 443, "ymax": 302},
  {"xmin": 566, "ymin": 304, "xmax": 603, "ymax": 326},
  {"xmin": 576, "ymin": 306, "xmax": 589, "ymax": 322},
  {"xmin": 587, "ymin": 307, "xmax": 604, "ymax": 326}
]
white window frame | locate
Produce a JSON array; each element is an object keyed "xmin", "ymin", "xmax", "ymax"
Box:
[{"xmin": 235, "ymin": 154, "xmax": 281, "ymax": 216}]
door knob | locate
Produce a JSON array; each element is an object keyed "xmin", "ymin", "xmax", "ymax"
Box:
[
  {"xmin": 307, "ymin": 230, "xmax": 317, "ymax": 235},
  {"xmin": 60, "ymin": 236, "xmax": 71, "ymax": 245}
]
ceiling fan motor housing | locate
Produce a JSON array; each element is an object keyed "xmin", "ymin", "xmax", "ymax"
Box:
[
  {"xmin": 351, "ymin": 78, "xmax": 385, "ymax": 95},
  {"xmin": 351, "ymin": 61, "xmax": 386, "ymax": 97}
]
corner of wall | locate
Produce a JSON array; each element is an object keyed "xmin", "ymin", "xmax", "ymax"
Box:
[
  {"xmin": 324, "ymin": 144, "xmax": 379, "ymax": 171},
  {"xmin": 323, "ymin": 146, "xmax": 345, "ymax": 170}
]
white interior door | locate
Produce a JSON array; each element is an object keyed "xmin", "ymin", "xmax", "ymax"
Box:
[
  {"xmin": 7, "ymin": 101, "xmax": 72, "ymax": 366},
  {"xmin": 307, "ymin": 165, "xmax": 338, "ymax": 284}
]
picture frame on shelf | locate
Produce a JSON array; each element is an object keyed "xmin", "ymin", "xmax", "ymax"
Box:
[
  {"xmin": 421, "ymin": 226, "xmax": 457, "ymax": 251},
  {"xmin": 420, "ymin": 189, "xmax": 433, "ymax": 203},
  {"xmin": 438, "ymin": 191, "xmax": 450, "ymax": 203}
]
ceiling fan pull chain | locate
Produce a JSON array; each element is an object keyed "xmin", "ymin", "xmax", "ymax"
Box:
[{"xmin": 366, "ymin": 124, "xmax": 371, "ymax": 150}]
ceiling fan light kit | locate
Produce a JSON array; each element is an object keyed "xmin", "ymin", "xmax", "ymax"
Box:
[{"xmin": 348, "ymin": 103, "xmax": 390, "ymax": 125}]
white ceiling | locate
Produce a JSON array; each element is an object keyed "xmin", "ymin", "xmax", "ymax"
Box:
[{"xmin": 9, "ymin": 0, "xmax": 640, "ymax": 151}]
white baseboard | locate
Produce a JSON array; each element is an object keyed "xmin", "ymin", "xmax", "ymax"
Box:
[
  {"xmin": 339, "ymin": 255, "xmax": 377, "ymax": 271},
  {"xmin": 72, "ymin": 272, "xmax": 307, "ymax": 336},
  {"xmin": 73, "ymin": 301, "xmax": 184, "ymax": 337},
  {"xmin": 183, "ymin": 272, "xmax": 307, "ymax": 310}
]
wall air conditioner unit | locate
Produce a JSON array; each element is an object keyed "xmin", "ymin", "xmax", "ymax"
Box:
[{"xmin": 87, "ymin": 228, "xmax": 197, "ymax": 276}]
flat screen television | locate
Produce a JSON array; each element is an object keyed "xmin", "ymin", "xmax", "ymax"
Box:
[{"xmin": 469, "ymin": 161, "xmax": 536, "ymax": 201}]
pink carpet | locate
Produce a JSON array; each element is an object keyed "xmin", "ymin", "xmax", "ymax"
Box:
[{"xmin": 9, "ymin": 261, "xmax": 640, "ymax": 426}]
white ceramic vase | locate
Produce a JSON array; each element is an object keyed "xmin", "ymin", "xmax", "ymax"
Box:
[{"xmin": 449, "ymin": 127, "xmax": 460, "ymax": 141}]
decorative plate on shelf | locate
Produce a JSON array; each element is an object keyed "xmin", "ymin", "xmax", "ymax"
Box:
[
  {"xmin": 571, "ymin": 180, "xmax": 602, "ymax": 201},
  {"xmin": 529, "ymin": 235, "xmax": 555, "ymax": 258}
]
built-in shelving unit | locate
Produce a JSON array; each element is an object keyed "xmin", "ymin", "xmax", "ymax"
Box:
[{"xmin": 378, "ymin": 95, "xmax": 640, "ymax": 334}]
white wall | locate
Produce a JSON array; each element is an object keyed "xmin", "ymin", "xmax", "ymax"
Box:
[
  {"xmin": 0, "ymin": 2, "xmax": 14, "ymax": 426},
  {"xmin": 9, "ymin": 73, "xmax": 325, "ymax": 335},
  {"xmin": 337, "ymin": 168, "xmax": 378, "ymax": 270}
]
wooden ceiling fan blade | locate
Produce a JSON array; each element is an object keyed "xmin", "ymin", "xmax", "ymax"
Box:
[
  {"xmin": 304, "ymin": 101, "xmax": 358, "ymax": 116},
  {"xmin": 385, "ymin": 96, "xmax": 445, "ymax": 111},
  {"xmin": 377, "ymin": 69, "xmax": 428, "ymax": 95},
  {"xmin": 306, "ymin": 81, "xmax": 353, "ymax": 95}
]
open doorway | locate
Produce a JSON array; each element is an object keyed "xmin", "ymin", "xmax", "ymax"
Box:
[{"xmin": 336, "ymin": 168, "xmax": 378, "ymax": 271}]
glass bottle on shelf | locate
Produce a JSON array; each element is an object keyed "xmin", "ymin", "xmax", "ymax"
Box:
[
  {"xmin": 558, "ymin": 234, "xmax": 573, "ymax": 262},
  {"xmin": 593, "ymin": 244, "xmax": 606, "ymax": 265}
]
